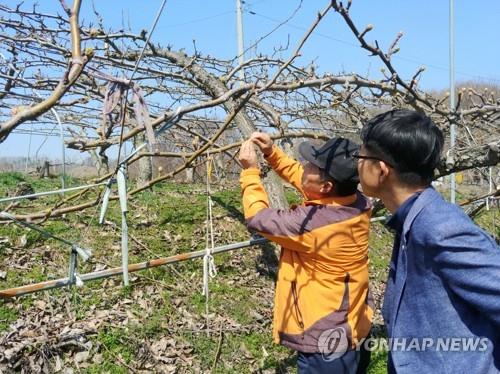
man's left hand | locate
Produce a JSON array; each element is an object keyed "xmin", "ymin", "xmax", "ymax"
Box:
[{"xmin": 239, "ymin": 140, "xmax": 259, "ymax": 169}]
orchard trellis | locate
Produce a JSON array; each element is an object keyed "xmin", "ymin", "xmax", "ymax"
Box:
[{"xmin": 0, "ymin": 0, "xmax": 498, "ymax": 298}]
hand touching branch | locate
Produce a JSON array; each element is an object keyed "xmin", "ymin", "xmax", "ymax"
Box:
[{"xmin": 250, "ymin": 132, "xmax": 274, "ymax": 156}]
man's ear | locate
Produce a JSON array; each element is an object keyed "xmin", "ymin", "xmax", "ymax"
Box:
[
  {"xmin": 320, "ymin": 181, "xmax": 334, "ymax": 194},
  {"xmin": 378, "ymin": 161, "xmax": 391, "ymax": 182}
]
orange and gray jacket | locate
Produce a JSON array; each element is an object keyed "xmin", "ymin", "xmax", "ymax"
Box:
[{"xmin": 240, "ymin": 146, "xmax": 373, "ymax": 353}]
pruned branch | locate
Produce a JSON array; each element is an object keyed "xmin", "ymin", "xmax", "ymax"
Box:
[{"xmin": 0, "ymin": 0, "xmax": 91, "ymax": 142}]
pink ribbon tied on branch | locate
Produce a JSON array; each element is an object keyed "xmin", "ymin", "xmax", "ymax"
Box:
[{"xmin": 93, "ymin": 70, "xmax": 157, "ymax": 149}]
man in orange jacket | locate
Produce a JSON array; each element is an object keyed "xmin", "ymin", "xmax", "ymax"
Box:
[{"xmin": 239, "ymin": 132, "xmax": 373, "ymax": 373}]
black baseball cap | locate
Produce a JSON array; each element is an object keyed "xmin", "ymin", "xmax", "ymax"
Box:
[{"xmin": 298, "ymin": 137, "xmax": 359, "ymax": 183}]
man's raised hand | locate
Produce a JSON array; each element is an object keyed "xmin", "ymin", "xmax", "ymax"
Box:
[
  {"xmin": 238, "ymin": 140, "xmax": 259, "ymax": 169},
  {"xmin": 250, "ymin": 132, "xmax": 273, "ymax": 156}
]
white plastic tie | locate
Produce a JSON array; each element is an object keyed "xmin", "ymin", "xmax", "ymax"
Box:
[{"xmin": 75, "ymin": 274, "xmax": 84, "ymax": 288}]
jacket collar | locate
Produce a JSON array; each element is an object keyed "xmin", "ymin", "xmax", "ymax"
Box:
[
  {"xmin": 402, "ymin": 186, "xmax": 441, "ymax": 237},
  {"xmin": 305, "ymin": 193, "xmax": 357, "ymax": 207},
  {"xmin": 386, "ymin": 192, "xmax": 421, "ymax": 234}
]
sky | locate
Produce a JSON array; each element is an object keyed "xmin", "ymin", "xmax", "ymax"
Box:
[{"xmin": 1, "ymin": 0, "xmax": 500, "ymax": 160}]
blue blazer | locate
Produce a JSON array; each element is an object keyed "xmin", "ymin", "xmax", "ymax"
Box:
[{"xmin": 382, "ymin": 187, "xmax": 500, "ymax": 373}]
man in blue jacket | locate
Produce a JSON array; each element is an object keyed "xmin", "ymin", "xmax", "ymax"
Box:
[{"xmin": 355, "ymin": 109, "xmax": 500, "ymax": 373}]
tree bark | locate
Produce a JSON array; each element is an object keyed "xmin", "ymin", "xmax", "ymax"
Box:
[
  {"xmin": 135, "ymin": 133, "xmax": 152, "ymax": 187},
  {"xmin": 185, "ymin": 168, "xmax": 194, "ymax": 183},
  {"xmin": 437, "ymin": 140, "xmax": 499, "ymax": 178}
]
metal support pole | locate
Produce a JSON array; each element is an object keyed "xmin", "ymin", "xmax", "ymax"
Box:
[
  {"xmin": 0, "ymin": 237, "xmax": 269, "ymax": 298},
  {"xmin": 68, "ymin": 246, "xmax": 78, "ymax": 285},
  {"xmin": 121, "ymin": 216, "xmax": 129, "ymax": 285},
  {"xmin": 449, "ymin": 0, "xmax": 456, "ymax": 204},
  {"xmin": 0, "ymin": 212, "xmax": 392, "ymax": 299},
  {"xmin": 0, "ymin": 212, "xmax": 91, "ymax": 262},
  {"xmin": 236, "ymin": 0, "xmax": 245, "ymax": 83},
  {"xmin": 0, "ymin": 182, "xmax": 108, "ymax": 204},
  {"xmin": 116, "ymin": 164, "xmax": 129, "ymax": 285}
]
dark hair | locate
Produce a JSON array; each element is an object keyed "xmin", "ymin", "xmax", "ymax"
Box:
[
  {"xmin": 360, "ymin": 109, "xmax": 444, "ymax": 186},
  {"xmin": 319, "ymin": 169, "xmax": 358, "ymax": 196}
]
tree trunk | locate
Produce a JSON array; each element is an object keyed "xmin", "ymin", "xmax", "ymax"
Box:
[
  {"xmin": 39, "ymin": 161, "xmax": 50, "ymax": 178},
  {"xmin": 135, "ymin": 133, "xmax": 152, "ymax": 187},
  {"xmin": 213, "ymin": 153, "xmax": 225, "ymax": 181},
  {"xmin": 185, "ymin": 167, "xmax": 194, "ymax": 183},
  {"xmin": 97, "ymin": 147, "xmax": 109, "ymax": 176}
]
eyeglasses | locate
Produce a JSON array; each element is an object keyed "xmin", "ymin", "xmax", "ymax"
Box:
[{"xmin": 351, "ymin": 150, "xmax": 394, "ymax": 168}]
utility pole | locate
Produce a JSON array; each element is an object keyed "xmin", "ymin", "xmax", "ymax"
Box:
[
  {"xmin": 236, "ymin": 0, "xmax": 245, "ymax": 83},
  {"xmin": 449, "ymin": 0, "xmax": 456, "ymax": 204}
]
